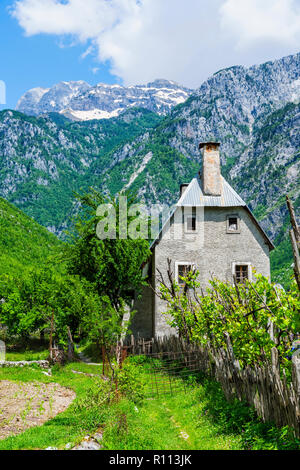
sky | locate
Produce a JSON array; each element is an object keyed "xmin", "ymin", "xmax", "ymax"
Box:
[{"xmin": 0, "ymin": 0, "xmax": 300, "ymax": 109}]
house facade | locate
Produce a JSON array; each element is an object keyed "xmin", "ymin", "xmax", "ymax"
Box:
[{"xmin": 131, "ymin": 142, "xmax": 274, "ymax": 339}]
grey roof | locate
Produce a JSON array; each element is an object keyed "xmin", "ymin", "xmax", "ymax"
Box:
[
  {"xmin": 150, "ymin": 174, "xmax": 274, "ymax": 250},
  {"xmin": 177, "ymin": 175, "xmax": 246, "ymax": 207}
]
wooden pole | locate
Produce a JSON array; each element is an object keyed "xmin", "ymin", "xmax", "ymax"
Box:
[
  {"xmin": 102, "ymin": 346, "xmax": 105, "ymax": 376},
  {"xmin": 49, "ymin": 310, "xmax": 54, "ymax": 361},
  {"xmin": 290, "ymin": 230, "xmax": 300, "ymax": 291},
  {"xmin": 66, "ymin": 326, "xmax": 75, "ymax": 362},
  {"xmin": 286, "ymin": 195, "xmax": 300, "ymax": 291},
  {"xmin": 286, "ymin": 195, "xmax": 300, "ymax": 249}
]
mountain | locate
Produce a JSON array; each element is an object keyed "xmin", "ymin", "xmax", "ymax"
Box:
[
  {"xmin": 94, "ymin": 54, "xmax": 299, "ymax": 219},
  {"xmin": 0, "ymin": 197, "xmax": 61, "ymax": 278},
  {"xmin": 16, "ymin": 79, "xmax": 193, "ymax": 121},
  {"xmin": 0, "ymin": 108, "xmax": 162, "ymax": 233},
  {"xmin": 1, "ymin": 52, "xmax": 299, "ymax": 285},
  {"xmin": 86, "ymin": 53, "xmax": 299, "ymax": 286}
]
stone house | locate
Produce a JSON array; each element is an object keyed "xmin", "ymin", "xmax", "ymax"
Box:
[{"xmin": 131, "ymin": 142, "xmax": 274, "ymax": 338}]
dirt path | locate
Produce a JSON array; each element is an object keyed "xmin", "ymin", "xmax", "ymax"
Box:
[
  {"xmin": 164, "ymin": 403, "xmax": 191, "ymax": 444},
  {"xmin": 0, "ymin": 380, "xmax": 76, "ymax": 440}
]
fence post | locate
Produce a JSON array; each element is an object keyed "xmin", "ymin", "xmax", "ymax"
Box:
[
  {"xmin": 102, "ymin": 346, "xmax": 105, "ymax": 375},
  {"xmin": 292, "ymin": 354, "xmax": 300, "ymax": 395}
]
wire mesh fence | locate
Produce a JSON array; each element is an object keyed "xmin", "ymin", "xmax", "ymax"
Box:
[
  {"xmin": 127, "ymin": 350, "xmax": 203, "ymax": 398},
  {"xmin": 121, "ymin": 335, "xmax": 300, "ymax": 437}
]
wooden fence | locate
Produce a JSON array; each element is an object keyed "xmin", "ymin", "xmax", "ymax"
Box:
[{"xmin": 124, "ymin": 335, "xmax": 300, "ymax": 438}]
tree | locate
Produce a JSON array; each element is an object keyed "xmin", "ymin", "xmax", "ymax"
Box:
[
  {"xmin": 65, "ymin": 189, "xmax": 151, "ymax": 340},
  {"xmin": 0, "ymin": 266, "xmax": 97, "ymax": 349},
  {"xmin": 80, "ymin": 294, "xmax": 128, "ymax": 376},
  {"xmin": 0, "ymin": 267, "xmax": 55, "ymax": 339}
]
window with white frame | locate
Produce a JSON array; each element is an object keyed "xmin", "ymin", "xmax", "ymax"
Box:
[
  {"xmin": 232, "ymin": 262, "xmax": 252, "ymax": 283},
  {"xmin": 227, "ymin": 214, "xmax": 240, "ymax": 233},
  {"xmin": 175, "ymin": 262, "xmax": 195, "ymax": 285}
]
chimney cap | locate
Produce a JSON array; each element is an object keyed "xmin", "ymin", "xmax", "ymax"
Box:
[
  {"xmin": 199, "ymin": 142, "xmax": 220, "ymax": 150},
  {"xmin": 180, "ymin": 183, "xmax": 189, "ymax": 197}
]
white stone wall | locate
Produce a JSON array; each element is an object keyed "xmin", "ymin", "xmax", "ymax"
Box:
[
  {"xmin": 153, "ymin": 206, "xmax": 271, "ymax": 337},
  {"xmin": 130, "ymin": 252, "xmax": 155, "ymax": 338}
]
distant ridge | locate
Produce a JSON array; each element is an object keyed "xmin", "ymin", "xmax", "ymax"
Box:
[{"xmin": 16, "ymin": 79, "xmax": 193, "ymax": 121}]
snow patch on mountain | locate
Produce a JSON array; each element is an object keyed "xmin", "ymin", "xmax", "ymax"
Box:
[
  {"xmin": 16, "ymin": 79, "xmax": 192, "ymax": 121},
  {"xmin": 16, "ymin": 87, "xmax": 50, "ymax": 116},
  {"xmin": 62, "ymin": 108, "xmax": 124, "ymax": 121}
]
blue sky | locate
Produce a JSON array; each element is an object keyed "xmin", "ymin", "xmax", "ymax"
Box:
[
  {"xmin": 1, "ymin": 0, "xmax": 300, "ymax": 110},
  {"xmin": 0, "ymin": 0, "xmax": 118, "ymax": 109}
]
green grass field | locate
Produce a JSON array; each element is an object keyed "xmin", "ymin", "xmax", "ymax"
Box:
[{"xmin": 0, "ymin": 357, "xmax": 299, "ymax": 450}]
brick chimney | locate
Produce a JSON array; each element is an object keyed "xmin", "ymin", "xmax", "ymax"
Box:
[
  {"xmin": 199, "ymin": 142, "xmax": 221, "ymax": 196},
  {"xmin": 180, "ymin": 183, "xmax": 189, "ymax": 197}
]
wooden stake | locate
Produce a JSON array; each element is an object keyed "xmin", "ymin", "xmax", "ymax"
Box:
[
  {"xmin": 286, "ymin": 195, "xmax": 300, "ymax": 291},
  {"xmin": 290, "ymin": 229, "xmax": 300, "ymax": 291},
  {"xmin": 286, "ymin": 195, "xmax": 300, "ymax": 249},
  {"xmin": 102, "ymin": 346, "xmax": 105, "ymax": 376},
  {"xmin": 66, "ymin": 326, "xmax": 75, "ymax": 362},
  {"xmin": 49, "ymin": 310, "xmax": 54, "ymax": 361}
]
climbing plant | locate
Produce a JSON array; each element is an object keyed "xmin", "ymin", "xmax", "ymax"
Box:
[{"xmin": 158, "ymin": 262, "xmax": 300, "ymax": 368}]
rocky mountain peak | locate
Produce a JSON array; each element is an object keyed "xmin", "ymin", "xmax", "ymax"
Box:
[{"xmin": 16, "ymin": 79, "xmax": 193, "ymax": 121}]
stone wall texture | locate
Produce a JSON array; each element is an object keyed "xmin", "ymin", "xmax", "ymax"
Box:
[{"xmin": 131, "ymin": 206, "xmax": 271, "ymax": 338}]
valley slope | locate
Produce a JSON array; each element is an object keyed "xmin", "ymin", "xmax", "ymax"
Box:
[
  {"xmin": 0, "ymin": 108, "xmax": 162, "ymax": 233},
  {"xmin": 0, "ymin": 197, "xmax": 61, "ymax": 278},
  {"xmin": 0, "ymin": 53, "xmax": 299, "ymax": 285}
]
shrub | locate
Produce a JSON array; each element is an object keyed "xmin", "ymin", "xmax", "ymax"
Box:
[{"xmin": 116, "ymin": 360, "xmax": 146, "ymax": 403}]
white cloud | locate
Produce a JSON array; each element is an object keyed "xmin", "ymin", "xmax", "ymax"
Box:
[
  {"xmin": 11, "ymin": 0, "xmax": 120, "ymax": 39},
  {"xmin": 220, "ymin": 0, "xmax": 300, "ymax": 48},
  {"xmin": 10, "ymin": 0, "xmax": 300, "ymax": 88}
]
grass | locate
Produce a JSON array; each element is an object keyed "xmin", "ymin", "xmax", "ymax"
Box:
[
  {"xmin": 0, "ymin": 365, "xmax": 110, "ymax": 450},
  {"xmin": 76, "ymin": 340, "xmax": 102, "ymax": 363},
  {"xmin": 5, "ymin": 349, "xmax": 49, "ymax": 362},
  {"xmin": 1, "ymin": 335, "xmax": 49, "ymax": 362},
  {"xmin": 0, "ymin": 356, "xmax": 299, "ymax": 450},
  {"xmin": 64, "ymin": 362, "xmax": 104, "ymax": 375},
  {"xmin": 101, "ymin": 389, "xmax": 241, "ymax": 450},
  {"xmin": 100, "ymin": 358, "xmax": 300, "ymax": 450}
]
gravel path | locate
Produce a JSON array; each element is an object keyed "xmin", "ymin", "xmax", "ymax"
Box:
[{"xmin": 0, "ymin": 380, "xmax": 75, "ymax": 440}]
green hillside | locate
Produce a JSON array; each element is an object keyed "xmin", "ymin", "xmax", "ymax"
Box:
[
  {"xmin": 0, "ymin": 108, "xmax": 162, "ymax": 233},
  {"xmin": 0, "ymin": 197, "xmax": 62, "ymax": 277},
  {"xmin": 0, "ymin": 55, "xmax": 299, "ymax": 287}
]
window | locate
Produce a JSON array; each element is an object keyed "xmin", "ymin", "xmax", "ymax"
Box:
[
  {"xmin": 185, "ymin": 207, "xmax": 197, "ymax": 232},
  {"xmin": 232, "ymin": 263, "xmax": 252, "ymax": 283},
  {"xmin": 234, "ymin": 264, "xmax": 249, "ymax": 283},
  {"xmin": 228, "ymin": 217, "xmax": 238, "ymax": 231},
  {"xmin": 227, "ymin": 214, "xmax": 240, "ymax": 233},
  {"xmin": 175, "ymin": 263, "xmax": 194, "ymax": 285},
  {"xmin": 186, "ymin": 215, "xmax": 196, "ymax": 231}
]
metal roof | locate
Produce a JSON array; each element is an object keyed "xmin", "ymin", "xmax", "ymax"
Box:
[
  {"xmin": 150, "ymin": 174, "xmax": 274, "ymax": 250},
  {"xmin": 177, "ymin": 175, "xmax": 246, "ymax": 208}
]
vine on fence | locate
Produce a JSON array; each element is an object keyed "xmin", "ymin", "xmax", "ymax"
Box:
[
  {"xmin": 154, "ymin": 262, "xmax": 300, "ymax": 436},
  {"xmin": 157, "ymin": 261, "xmax": 300, "ymax": 371}
]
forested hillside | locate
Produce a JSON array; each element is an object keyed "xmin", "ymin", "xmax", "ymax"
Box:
[
  {"xmin": 0, "ymin": 53, "xmax": 298, "ymax": 284},
  {"xmin": 0, "ymin": 197, "xmax": 62, "ymax": 278},
  {"xmin": 0, "ymin": 108, "xmax": 162, "ymax": 233}
]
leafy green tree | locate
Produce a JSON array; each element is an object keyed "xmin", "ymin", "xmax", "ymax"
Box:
[
  {"xmin": 81, "ymin": 296, "xmax": 126, "ymax": 348},
  {"xmin": 0, "ymin": 266, "xmax": 97, "ymax": 347},
  {"xmin": 65, "ymin": 189, "xmax": 151, "ymax": 328},
  {"xmin": 0, "ymin": 268, "xmax": 54, "ymax": 339}
]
